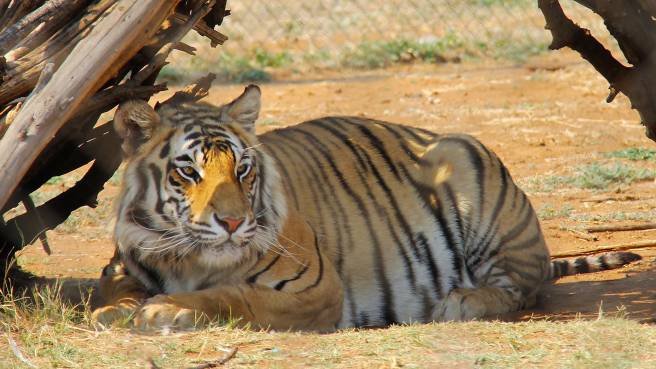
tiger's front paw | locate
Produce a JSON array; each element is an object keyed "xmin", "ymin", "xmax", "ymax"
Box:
[
  {"xmin": 133, "ymin": 295, "xmax": 206, "ymax": 331},
  {"xmin": 92, "ymin": 304, "xmax": 137, "ymax": 329}
]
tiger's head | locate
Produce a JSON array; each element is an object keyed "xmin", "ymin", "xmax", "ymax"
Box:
[{"xmin": 113, "ymin": 86, "xmax": 286, "ymax": 269}]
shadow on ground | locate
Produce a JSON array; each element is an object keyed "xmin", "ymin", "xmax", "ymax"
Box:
[{"xmin": 501, "ymin": 268, "xmax": 656, "ymax": 323}]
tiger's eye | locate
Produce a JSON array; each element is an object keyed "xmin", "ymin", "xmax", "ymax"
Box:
[{"xmin": 176, "ymin": 166, "xmax": 200, "ymax": 182}]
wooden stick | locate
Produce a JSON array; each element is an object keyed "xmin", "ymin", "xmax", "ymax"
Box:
[
  {"xmin": 566, "ymin": 228, "xmax": 598, "ymax": 241},
  {"xmin": 0, "ymin": 0, "xmax": 178, "ymax": 211},
  {"xmin": 584, "ymin": 223, "xmax": 656, "ymax": 233},
  {"xmin": 551, "ymin": 239, "xmax": 656, "ymax": 259},
  {"xmin": 130, "ymin": 0, "xmax": 216, "ymax": 86},
  {"xmin": 21, "ymin": 194, "xmax": 51, "ymax": 255},
  {"xmin": 186, "ymin": 347, "xmax": 238, "ymax": 369}
]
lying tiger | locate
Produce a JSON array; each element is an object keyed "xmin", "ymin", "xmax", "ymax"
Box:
[{"xmin": 92, "ymin": 85, "xmax": 641, "ymax": 331}]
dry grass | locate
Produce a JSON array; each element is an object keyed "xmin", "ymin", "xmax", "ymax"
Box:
[{"xmin": 1, "ymin": 283, "xmax": 655, "ymax": 369}]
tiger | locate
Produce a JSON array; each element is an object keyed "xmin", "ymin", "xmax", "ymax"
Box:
[{"xmin": 91, "ymin": 85, "xmax": 641, "ymax": 331}]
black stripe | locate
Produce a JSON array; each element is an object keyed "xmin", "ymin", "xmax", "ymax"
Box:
[
  {"xmin": 299, "ymin": 234, "xmax": 324, "ymax": 292},
  {"xmin": 504, "ymin": 233, "xmax": 542, "ymax": 252},
  {"xmin": 273, "ymin": 131, "xmax": 349, "ymax": 275},
  {"xmin": 359, "ymin": 312, "xmax": 370, "ymax": 327},
  {"xmin": 574, "ymin": 257, "xmax": 590, "ymax": 274},
  {"xmin": 174, "ymin": 154, "xmax": 193, "ymax": 163},
  {"xmin": 312, "ymin": 118, "xmax": 370, "ymax": 172},
  {"xmin": 551, "ymin": 260, "xmax": 569, "ymax": 278},
  {"xmin": 124, "ymin": 248, "xmax": 163, "ymax": 295},
  {"xmin": 246, "ymin": 254, "xmax": 281, "ymax": 284},
  {"xmin": 499, "ymin": 197, "xmax": 531, "ymax": 245},
  {"xmin": 274, "ymin": 264, "xmax": 310, "ymax": 291},
  {"xmin": 185, "ymin": 132, "xmax": 203, "ymax": 140},
  {"xmin": 159, "ymin": 141, "xmax": 171, "ymax": 159},
  {"xmin": 350, "ymin": 120, "xmax": 402, "ymax": 182},
  {"xmin": 188, "ymin": 139, "xmax": 203, "ymax": 150},
  {"xmin": 433, "ymin": 199, "xmax": 462, "ymax": 289},
  {"xmin": 263, "ymin": 145, "xmax": 299, "ymax": 209},
  {"xmin": 400, "ymin": 163, "xmax": 461, "ymax": 291},
  {"xmin": 398, "ymin": 125, "xmax": 434, "ymax": 144},
  {"xmin": 416, "ymin": 232, "xmax": 443, "ymax": 298},
  {"xmin": 442, "ymin": 137, "xmax": 486, "ymax": 245},
  {"xmin": 344, "ymin": 277, "xmax": 358, "ymax": 327},
  {"xmin": 295, "ymin": 127, "xmax": 398, "ymax": 325},
  {"xmin": 378, "ymin": 123, "xmax": 432, "ymax": 165},
  {"xmin": 313, "ymin": 119, "xmax": 419, "ymax": 287},
  {"xmin": 474, "ymin": 163, "xmax": 508, "ymax": 258},
  {"xmin": 598, "ymin": 255, "xmax": 610, "ymax": 270}
]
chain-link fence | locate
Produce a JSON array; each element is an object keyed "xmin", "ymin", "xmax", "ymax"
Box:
[{"xmin": 217, "ymin": 0, "xmax": 608, "ymax": 59}]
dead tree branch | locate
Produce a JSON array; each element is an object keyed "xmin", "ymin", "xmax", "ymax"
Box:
[
  {"xmin": 0, "ymin": 0, "xmax": 178, "ymax": 213},
  {"xmin": 0, "ymin": 0, "xmax": 229, "ymax": 274},
  {"xmin": 538, "ymin": 0, "xmax": 656, "ymax": 141}
]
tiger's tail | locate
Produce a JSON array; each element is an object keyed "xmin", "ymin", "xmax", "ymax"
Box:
[{"xmin": 549, "ymin": 252, "xmax": 641, "ymax": 279}]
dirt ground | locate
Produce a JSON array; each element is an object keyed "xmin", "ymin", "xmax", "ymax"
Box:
[{"xmin": 16, "ymin": 49, "xmax": 656, "ymax": 324}]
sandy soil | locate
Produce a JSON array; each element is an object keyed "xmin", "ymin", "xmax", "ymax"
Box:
[{"xmin": 17, "ymin": 49, "xmax": 656, "ymax": 323}]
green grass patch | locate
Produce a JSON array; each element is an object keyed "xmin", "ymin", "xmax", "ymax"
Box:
[
  {"xmin": 536, "ymin": 203, "xmax": 574, "ymax": 220},
  {"xmin": 571, "ymin": 163, "xmax": 656, "ymax": 190},
  {"xmin": 605, "ymin": 147, "xmax": 656, "ymax": 161},
  {"xmin": 474, "ymin": 38, "xmax": 548, "ymax": 62},
  {"xmin": 340, "ymin": 36, "xmax": 464, "ymax": 69},
  {"xmin": 570, "ymin": 210, "xmax": 656, "ymax": 223},
  {"xmin": 521, "ymin": 162, "xmax": 656, "ymax": 192},
  {"xmin": 162, "ymin": 34, "xmax": 548, "ymax": 82},
  {"xmin": 160, "ymin": 48, "xmax": 294, "ymax": 84}
]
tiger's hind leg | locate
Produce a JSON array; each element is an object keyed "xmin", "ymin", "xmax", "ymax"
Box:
[{"xmin": 432, "ymin": 285, "xmax": 526, "ymax": 322}]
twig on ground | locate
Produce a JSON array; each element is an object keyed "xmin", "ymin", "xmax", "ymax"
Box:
[
  {"xmin": 584, "ymin": 223, "xmax": 656, "ymax": 233},
  {"xmin": 551, "ymin": 239, "xmax": 656, "ymax": 258},
  {"xmin": 186, "ymin": 347, "xmax": 239, "ymax": 369},
  {"xmin": 148, "ymin": 358, "xmax": 163, "ymax": 369},
  {"xmin": 564, "ymin": 228, "xmax": 598, "ymax": 241},
  {"xmin": 581, "ymin": 195, "xmax": 642, "ymax": 203},
  {"xmin": 7, "ymin": 334, "xmax": 38, "ymax": 369}
]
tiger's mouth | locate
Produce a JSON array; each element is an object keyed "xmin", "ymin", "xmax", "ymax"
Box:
[{"xmin": 182, "ymin": 226, "xmax": 253, "ymax": 249}]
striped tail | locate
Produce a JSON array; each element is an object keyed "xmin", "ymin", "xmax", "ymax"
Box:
[{"xmin": 549, "ymin": 252, "xmax": 642, "ymax": 279}]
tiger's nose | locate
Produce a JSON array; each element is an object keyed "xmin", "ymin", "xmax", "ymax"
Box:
[{"xmin": 217, "ymin": 216, "xmax": 244, "ymax": 234}]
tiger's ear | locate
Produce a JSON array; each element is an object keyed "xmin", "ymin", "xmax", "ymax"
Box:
[
  {"xmin": 113, "ymin": 100, "xmax": 161, "ymax": 157},
  {"xmin": 223, "ymin": 84, "xmax": 261, "ymax": 132}
]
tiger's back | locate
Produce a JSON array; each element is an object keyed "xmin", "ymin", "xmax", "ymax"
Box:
[{"xmin": 262, "ymin": 116, "xmax": 550, "ymax": 327}]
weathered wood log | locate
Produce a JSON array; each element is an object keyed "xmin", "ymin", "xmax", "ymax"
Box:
[
  {"xmin": 0, "ymin": 123, "xmax": 121, "ymax": 249},
  {"xmin": 0, "ymin": 0, "xmax": 179, "ymax": 212},
  {"xmin": 0, "ymin": 0, "xmax": 229, "ymax": 280},
  {"xmin": 0, "ymin": 0, "xmax": 89, "ymax": 54}
]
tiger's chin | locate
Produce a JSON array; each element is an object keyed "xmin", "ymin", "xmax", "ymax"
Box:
[{"xmin": 196, "ymin": 240, "xmax": 258, "ymax": 270}]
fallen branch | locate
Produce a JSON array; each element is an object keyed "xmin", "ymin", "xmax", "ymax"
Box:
[
  {"xmin": 0, "ymin": 123, "xmax": 121, "ymax": 251},
  {"xmin": 159, "ymin": 73, "xmax": 216, "ymax": 107},
  {"xmin": 186, "ymin": 347, "xmax": 238, "ymax": 369},
  {"xmin": 538, "ymin": 0, "xmax": 656, "ymax": 140},
  {"xmin": 584, "ymin": 223, "xmax": 656, "ymax": 233},
  {"xmin": 7, "ymin": 334, "xmax": 38, "ymax": 369},
  {"xmin": 565, "ymin": 228, "xmax": 598, "ymax": 241},
  {"xmin": 0, "ymin": 0, "xmax": 87, "ymax": 53},
  {"xmin": 551, "ymin": 239, "xmax": 656, "ymax": 259}
]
